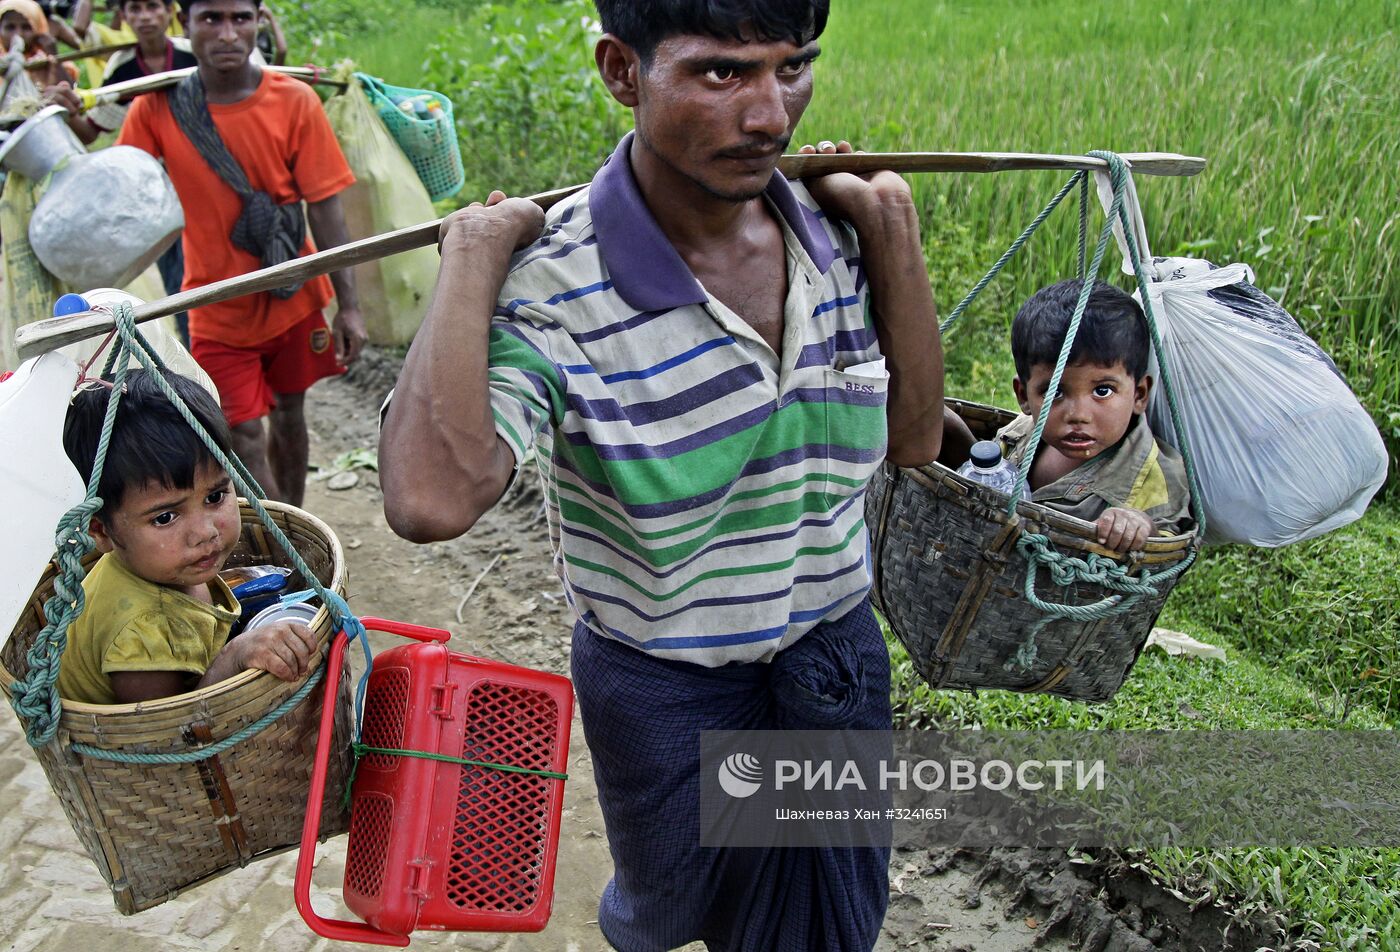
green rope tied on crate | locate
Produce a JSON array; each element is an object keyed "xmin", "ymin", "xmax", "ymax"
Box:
[
  {"xmin": 938, "ymin": 151, "xmax": 1207, "ymax": 631},
  {"xmin": 340, "ymin": 743, "xmax": 569, "ymax": 808},
  {"xmin": 1015, "ymin": 531, "xmax": 1195, "ymax": 618},
  {"xmin": 9, "ymin": 304, "xmax": 373, "ymax": 753}
]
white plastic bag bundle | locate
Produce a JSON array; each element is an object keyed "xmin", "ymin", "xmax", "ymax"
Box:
[{"xmin": 1097, "ymin": 172, "xmax": 1388, "ymax": 547}]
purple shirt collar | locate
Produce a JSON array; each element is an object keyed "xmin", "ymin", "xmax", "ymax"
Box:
[{"xmin": 588, "ymin": 132, "xmax": 839, "ymax": 313}]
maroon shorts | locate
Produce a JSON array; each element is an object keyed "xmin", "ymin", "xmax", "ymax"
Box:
[{"xmin": 191, "ymin": 311, "xmax": 344, "ymax": 427}]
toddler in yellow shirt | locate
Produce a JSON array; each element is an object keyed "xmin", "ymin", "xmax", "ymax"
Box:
[{"xmin": 57, "ymin": 369, "xmax": 317, "ymax": 705}]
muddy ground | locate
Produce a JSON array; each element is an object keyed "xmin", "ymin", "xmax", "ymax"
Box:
[{"xmin": 0, "ymin": 351, "xmax": 1283, "ymax": 952}]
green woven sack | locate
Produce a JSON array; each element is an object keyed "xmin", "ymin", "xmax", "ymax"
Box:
[{"xmin": 355, "ymin": 72, "xmax": 465, "ymax": 202}]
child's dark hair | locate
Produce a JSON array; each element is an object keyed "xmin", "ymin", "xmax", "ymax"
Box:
[
  {"xmin": 1011, "ymin": 279, "xmax": 1151, "ymax": 382},
  {"xmin": 592, "ymin": 0, "xmax": 828, "ymax": 63},
  {"xmin": 63, "ymin": 370, "xmax": 232, "ymax": 518}
]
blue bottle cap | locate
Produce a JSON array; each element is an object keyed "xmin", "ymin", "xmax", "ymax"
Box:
[
  {"xmin": 53, "ymin": 293, "xmax": 90, "ymax": 317},
  {"xmin": 969, "ymin": 440, "xmax": 1004, "ymax": 468}
]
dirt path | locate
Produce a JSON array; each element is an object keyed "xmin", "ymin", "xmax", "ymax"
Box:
[{"xmin": 0, "ymin": 352, "xmax": 1259, "ymax": 951}]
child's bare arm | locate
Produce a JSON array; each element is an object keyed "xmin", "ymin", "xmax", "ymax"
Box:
[
  {"xmin": 1096, "ymin": 507, "xmax": 1153, "ymax": 553},
  {"xmin": 198, "ymin": 621, "xmax": 318, "ymax": 686},
  {"xmin": 110, "ymin": 671, "xmax": 191, "ymax": 703},
  {"xmin": 936, "ymin": 407, "xmax": 977, "ymax": 470},
  {"xmin": 48, "ymin": 17, "xmax": 84, "ymax": 51},
  {"xmin": 108, "ymin": 623, "xmax": 318, "ymax": 703},
  {"xmin": 70, "ymin": 0, "xmax": 94, "ymax": 35}
]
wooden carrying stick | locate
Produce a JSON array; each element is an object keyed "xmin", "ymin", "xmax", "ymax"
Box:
[
  {"xmin": 75, "ymin": 64, "xmax": 346, "ymax": 110},
  {"xmin": 24, "ymin": 41, "xmax": 137, "ymax": 71},
  {"xmin": 14, "ymin": 150, "xmax": 1206, "ymax": 360}
]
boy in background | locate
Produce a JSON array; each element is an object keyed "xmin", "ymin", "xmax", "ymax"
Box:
[
  {"xmin": 1002, "ymin": 278, "xmax": 1192, "ymax": 552},
  {"xmin": 52, "ymin": 0, "xmax": 204, "ymax": 143},
  {"xmin": 57, "ymin": 370, "xmax": 316, "ymax": 705},
  {"xmin": 113, "ymin": 0, "xmax": 362, "ymax": 505}
]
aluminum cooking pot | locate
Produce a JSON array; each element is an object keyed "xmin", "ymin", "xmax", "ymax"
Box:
[{"xmin": 1, "ymin": 105, "xmax": 185, "ymax": 290}]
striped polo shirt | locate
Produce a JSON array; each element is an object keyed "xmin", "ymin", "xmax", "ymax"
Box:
[{"xmin": 488, "ymin": 132, "xmax": 889, "ymax": 666}]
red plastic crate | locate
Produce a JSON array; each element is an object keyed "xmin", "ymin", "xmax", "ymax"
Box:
[{"xmin": 297, "ymin": 619, "xmax": 572, "ymax": 945}]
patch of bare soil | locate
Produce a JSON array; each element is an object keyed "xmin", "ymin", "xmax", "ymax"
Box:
[{"xmin": 882, "ymin": 847, "xmax": 1284, "ymax": 952}]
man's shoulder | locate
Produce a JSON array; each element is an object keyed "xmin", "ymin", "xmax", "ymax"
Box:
[
  {"xmin": 500, "ymin": 187, "xmax": 605, "ymax": 314},
  {"xmin": 263, "ymin": 67, "xmax": 319, "ymax": 100},
  {"xmin": 170, "ymin": 36, "xmax": 197, "ymax": 65},
  {"xmin": 236, "ymin": 70, "xmax": 329, "ymax": 139},
  {"xmin": 784, "ymin": 178, "xmax": 824, "ymax": 220},
  {"xmin": 101, "ymin": 46, "xmax": 138, "ymax": 82},
  {"xmin": 103, "ymin": 39, "xmax": 197, "ymax": 83},
  {"xmin": 782, "ymin": 177, "xmax": 861, "ymax": 259}
]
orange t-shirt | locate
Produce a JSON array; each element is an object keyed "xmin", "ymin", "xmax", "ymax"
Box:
[{"xmin": 118, "ymin": 70, "xmax": 356, "ymax": 347}]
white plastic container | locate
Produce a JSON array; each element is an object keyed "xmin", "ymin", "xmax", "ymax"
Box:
[{"xmin": 0, "ymin": 353, "xmax": 86, "ymax": 646}]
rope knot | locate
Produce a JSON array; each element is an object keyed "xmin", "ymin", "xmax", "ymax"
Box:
[
  {"xmin": 1087, "ymin": 149, "xmax": 1131, "ymax": 194},
  {"xmin": 1015, "ymin": 532, "xmax": 1156, "ymax": 622}
]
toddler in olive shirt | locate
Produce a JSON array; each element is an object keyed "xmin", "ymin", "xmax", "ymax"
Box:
[{"xmin": 57, "ymin": 370, "xmax": 316, "ymax": 705}]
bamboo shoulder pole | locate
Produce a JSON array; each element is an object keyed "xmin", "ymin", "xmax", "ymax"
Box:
[
  {"xmin": 76, "ymin": 64, "xmax": 346, "ymax": 109},
  {"xmin": 14, "ymin": 150, "xmax": 1205, "ymax": 360},
  {"xmin": 782, "ymin": 151, "xmax": 1207, "ymax": 178},
  {"xmin": 24, "ymin": 41, "xmax": 137, "ymax": 70}
]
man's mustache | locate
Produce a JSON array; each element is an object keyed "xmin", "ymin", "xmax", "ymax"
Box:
[{"xmin": 718, "ymin": 135, "xmax": 791, "ymax": 159}]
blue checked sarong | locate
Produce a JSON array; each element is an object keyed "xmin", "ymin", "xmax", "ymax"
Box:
[{"xmin": 572, "ymin": 597, "xmax": 893, "ymax": 952}]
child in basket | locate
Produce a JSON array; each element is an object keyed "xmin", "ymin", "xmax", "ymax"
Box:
[
  {"xmin": 56, "ymin": 369, "xmax": 318, "ymax": 705},
  {"xmin": 1001, "ymin": 279, "xmax": 1192, "ymax": 553}
]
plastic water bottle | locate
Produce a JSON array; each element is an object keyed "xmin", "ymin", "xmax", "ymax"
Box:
[{"xmin": 958, "ymin": 440, "xmax": 1020, "ymax": 494}]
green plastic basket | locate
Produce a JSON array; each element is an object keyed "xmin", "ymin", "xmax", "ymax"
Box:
[{"xmin": 355, "ymin": 72, "xmax": 465, "ymax": 202}]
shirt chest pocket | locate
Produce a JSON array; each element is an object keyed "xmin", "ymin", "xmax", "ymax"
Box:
[{"xmin": 788, "ymin": 359, "xmax": 890, "ymax": 509}]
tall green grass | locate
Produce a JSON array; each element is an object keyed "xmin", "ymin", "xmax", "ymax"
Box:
[
  {"xmin": 278, "ymin": 0, "xmax": 488, "ymax": 80},
  {"xmin": 800, "ymin": 0, "xmax": 1400, "ymax": 472}
]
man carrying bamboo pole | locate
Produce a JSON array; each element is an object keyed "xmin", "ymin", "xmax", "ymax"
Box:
[
  {"xmin": 93, "ymin": 0, "xmax": 364, "ymax": 506},
  {"xmin": 381, "ymin": 1, "xmax": 943, "ymax": 947},
  {"xmin": 46, "ymin": 0, "xmax": 209, "ymax": 144}
]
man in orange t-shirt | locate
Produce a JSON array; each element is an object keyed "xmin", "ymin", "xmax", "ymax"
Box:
[{"xmin": 117, "ymin": 0, "xmax": 365, "ymax": 506}]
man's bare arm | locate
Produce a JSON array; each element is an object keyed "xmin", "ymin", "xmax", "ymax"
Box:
[
  {"xmin": 71, "ymin": 0, "xmax": 94, "ymax": 35},
  {"xmin": 379, "ymin": 193, "xmax": 544, "ymax": 543},
  {"xmin": 306, "ymin": 194, "xmax": 367, "ymax": 365},
  {"xmin": 801, "ymin": 141, "xmax": 943, "ymax": 466},
  {"xmin": 259, "ymin": 4, "xmax": 287, "ymax": 66},
  {"xmin": 49, "ymin": 17, "xmax": 84, "ymax": 51},
  {"xmin": 43, "ymin": 81, "xmax": 102, "ymax": 144}
]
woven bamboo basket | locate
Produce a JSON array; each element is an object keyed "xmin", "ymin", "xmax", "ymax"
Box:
[
  {"xmin": 0, "ymin": 501, "xmax": 355, "ymax": 914},
  {"xmin": 867, "ymin": 399, "xmax": 1198, "ymax": 702}
]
